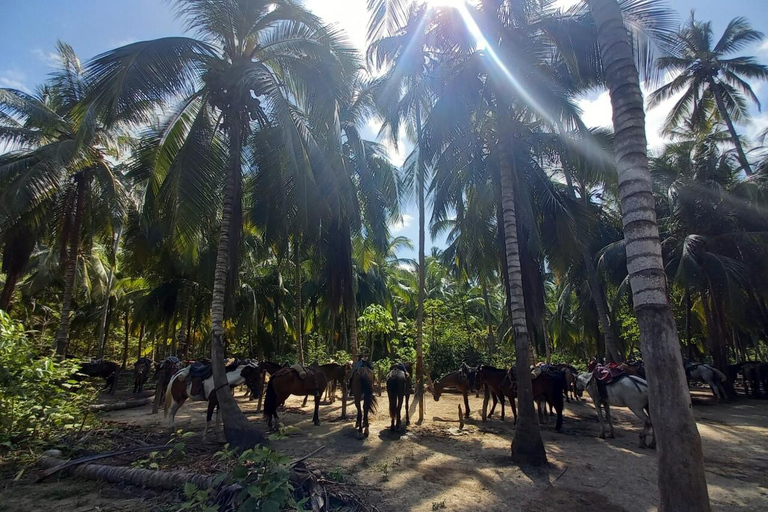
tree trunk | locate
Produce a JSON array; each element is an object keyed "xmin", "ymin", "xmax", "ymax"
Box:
[
  {"xmin": 415, "ymin": 107, "xmax": 426, "ymax": 424},
  {"xmin": 138, "ymin": 324, "xmax": 144, "ymax": 359},
  {"xmin": 294, "ymin": 237, "xmax": 304, "ymax": 365},
  {"xmin": 55, "ymin": 174, "xmax": 88, "ymax": 356},
  {"xmin": 708, "ymin": 78, "xmax": 752, "ymax": 175},
  {"xmin": 122, "ymin": 312, "xmax": 130, "ymax": 369},
  {"xmin": 587, "ymin": 0, "xmax": 711, "ymax": 508},
  {"xmin": 0, "ymin": 268, "xmax": 22, "ymax": 312},
  {"xmin": 177, "ymin": 283, "xmax": 191, "ymax": 360},
  {"xmin": 97, "ymin": 225, "xmax": 122, "ymax": 359},
  {"xmin": 498, "ymin": 143, "xmax": 547, "ymax": 466},
  {"xmin": 210, "ymin": 120, "xmax": 264, "ymax": 449},
  {"xmin": 561, "ymin": 163, "xmax": 622, "ymax": 362},
  {"xmin": 482, "ymin": 280, "xmax": 495, "ymax": 356}
]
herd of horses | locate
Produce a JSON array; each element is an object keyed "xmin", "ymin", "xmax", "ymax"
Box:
[{"xmin": 73, "ymin": 355, "xmax": 768, "ymax": 448}]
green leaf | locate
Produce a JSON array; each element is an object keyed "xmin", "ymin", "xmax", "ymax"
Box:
[
  {"xmin": 259, "ymin": 499, "xmax": 281, "ymax": 512},
  {"xmin": 184, "ymin": 482, "xmax": 197, "ymax": 498}
]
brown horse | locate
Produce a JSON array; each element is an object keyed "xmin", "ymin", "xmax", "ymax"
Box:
[
  {"xmin": 523, "ymin": 369, "xmax": 565, "ymax": 431},
  {"xmin": 77, "ymin": 359, "xmax": 120, "ymax": 394},
  {"xmin": 430, "ymin": 370, "xmax": 472, "ymax": 418},
  {"xmin": 476, "ymin": 365, "xmax": 517, "ymax": 423},
  {"xmin": 351, "ymin": 366, "xmax": 377, "ymax": 438},
  {"xmin": 619, "ymin": 361, "xmax": 646, "ymax": 379},
  {"xmin": 133, "ymin": 357, "xmax": 153, "ymax": 393},
  {"xmin": 264, "ymin": 364, "xmax": 327, "ymax": 429}
]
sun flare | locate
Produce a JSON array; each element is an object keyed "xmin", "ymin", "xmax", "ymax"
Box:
[{"xmin": 424, "ymin": 0, "xmax": 467, "ymax": 9}]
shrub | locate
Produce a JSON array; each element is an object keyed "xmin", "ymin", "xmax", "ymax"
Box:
[{"xmin": 0, "ymin": 311, "xmax": 94, "ymax": 447}]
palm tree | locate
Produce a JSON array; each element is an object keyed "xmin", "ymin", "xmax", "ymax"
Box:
[
  {"xmin": 84, "ymin": 0, "xmax": 356, "ymax": 448},
  {"xmin": 649, "ymin": 14, "xmax": 768, "ymax": 175},
  {"xmin": 586, "ymin": 0, "xmax": 710, "ymax": 509},
  {"xmin": 0, "ymin": 43, "xmax": 125, "ymax": 355}
]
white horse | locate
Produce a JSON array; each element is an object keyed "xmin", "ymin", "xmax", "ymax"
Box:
[
  {"xmin": 685, "ymin": 363, "xmax": 728, "ymax": 401},
  {"xmin": 576, "ymin": 373, "xmax": 655, "ymax": 448},
  {"xmin": 165, "ymin": 364, "xmax": 258, "ymax": 437}
]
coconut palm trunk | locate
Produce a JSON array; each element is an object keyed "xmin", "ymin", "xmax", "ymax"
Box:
[
  {"xmin": 55, "ymin": 174, "xmax": 88, "ymax": 356},
  {"xmin": 587, "ymin": 0, "xmax": 710, "ymax": 508},
  {"xmin": 177, "ymin": 282, "xmax": 192, "ymax": 360},
  {"xmin": 97, "ymin": 224, "xmax": 122, "ymax": 358},
  {"xmin": 499, "ymin": 143, "xmax": 546, "ymax": 466},
  {"xmin": 415, "ymin": 108, "xmax": 426, "ymax": 424},
  {"xmin": 562, "ymin": 167, "xmax": 622, "ymax": 362},
  {"xmin": 210, "ymin": 120, "xmax": 263, "ymax": 448},
  {"xmin": 708, "ymin": 78, "xmax": 752, "ymax": 175},
  {"xmin": 294, "ymin": 236, "xmax": 305, "ymax": 364}
]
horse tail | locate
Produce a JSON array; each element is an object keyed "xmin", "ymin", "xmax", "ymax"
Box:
[
  {"xmin": 386, "ymin": 374, "xmax": 398, "ymax": 419},
  {"xmin": 264, "ymin": 376, "xmax": 278, "ymax": 421},
  {"xmin": 363, "ymin": 372, "xmax": 378, "ymax": 416}
]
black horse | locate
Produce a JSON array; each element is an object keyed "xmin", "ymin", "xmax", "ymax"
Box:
[
  {"xmin": 386, "ymin": 363, "xmax": 411, "ymax": 432},
  {"xmin": 133, "ymin": 357, "xmax": 153, "ymax": 393},
  {"xmin": 78, "ymin": 359, "xmax": 120, "ymax": 394}
]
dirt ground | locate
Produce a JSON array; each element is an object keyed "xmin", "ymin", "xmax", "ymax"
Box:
[{"xmin": 3, "ymin": 380, "xmax": 767, "ymax": 512}]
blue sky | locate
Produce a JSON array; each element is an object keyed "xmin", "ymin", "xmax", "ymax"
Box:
[{"xmin": 1, "ymin": 0, "xmax": 766, "ymax": 259}]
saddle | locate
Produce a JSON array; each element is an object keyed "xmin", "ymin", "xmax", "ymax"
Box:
[
  {"xmin": 590, "ymin": 363, "xmax": 626, "ymax": 402},
  {"xmin": 189, "ymin": 361, "xmax": 213, "ymax": 380},
  {"xmin": 290, "ymin": 363, "xmax": 309, "ymax": 379}
]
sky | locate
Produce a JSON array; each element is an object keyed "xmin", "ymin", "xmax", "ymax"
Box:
[{"xmin": 1, "ymin": 0, "xmax": 767, "ymax": 258}]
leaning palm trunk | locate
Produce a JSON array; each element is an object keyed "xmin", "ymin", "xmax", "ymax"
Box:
[
  {"xmin": 708, "ymin": 78, "xmax": 752, "ymax": 175},
  {"xmin": 210, "ymin": 121, "xmax": 264, "ymax": 448},
  {"xmin": 587, "ymin": 0, "xmax": 710, "ymax": 509},
  {"xmin": 499, "ymin": 145, "xmax": 546, "ymax": 466},
  {"xmin": 55, "ymin": 174, "xmax": 88, "ymax": 356}
]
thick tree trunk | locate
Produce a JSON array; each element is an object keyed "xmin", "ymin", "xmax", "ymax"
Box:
[
  {"xmin": 294, "ymin": 237, "xmax": 304, "ymax": 364},
  {"xmin": 55, "ymin": 175, "xmax": 88, "ymax": 356},
  {"xmin": 343, "ymin": 222, "xmax": 359, "ymax": 360},
  {"xmin": 587, "ymin": 0, "xmax": 710, "ymax": 508},
  {"xmin": 0, "ymin": 268, "xmax": 22, "ymax": 312},
  {"xmin": 209, "ymin": 121, "xmax": 264, "ymax": 448},
  {"xmin": 97, "ymin": 225, "xmax": 122, "ymax": 359},
  {"xmin": 708, "ymin": 78, "xmax": 752, "ymax": 175},
  {"xmin": 415, "ymin": 108, "xmax": 426, "ymax": 424},
  {"xmin": 499, "ymin": 144, "xmax": 546, "ymax": 466}
]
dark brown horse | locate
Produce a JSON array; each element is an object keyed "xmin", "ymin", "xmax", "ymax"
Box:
[
  {"xmin": 264, "ymin": 364, "xmax": 327, "ymax": 429},
  {"xmin": 78, "ymin": 359, "xmax": 120, "ymax": 394},
  {"xmin": 386, "ymin": 364, "xmax": 410, "ymax": 432},
  {"xmin": 741, "ymin": 362, "xmax": 768, "ymax": 397},
  {"xmin": 133, "ymin": 357, "xmax": 153, "ymax": 393},
  {"xmin": 351, "ymin": 366, "xmax": 377, "ymax": 438},
  {"xmin": 551, "ymin": 363, "xmax": 582, "ymax": 402},
  {"xmin": 476, "ymin": 365, "xmax": 517, "ymax": 423},
  {"xmin": 430, "ymin": 370, "xmax": 472, "ymax": 418}
]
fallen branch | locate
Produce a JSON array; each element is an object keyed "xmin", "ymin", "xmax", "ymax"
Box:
[
  {"xmin": 89, "ymin": 397, "xmax": 152, "ymax": 412},
  {"xmin": 550, "ymin": 465, "xmax": 568, "ymax": 487},
  {"xmin": 38, "ymin": 455, "xmax": 215, "ymax": 490},
  {"xmin": 290, "ymin": 445, "xmax": 325, "ymax": 467},
  {"xmin": 36, "ymin": 444, "xmax": 170, "ymax": 481}
]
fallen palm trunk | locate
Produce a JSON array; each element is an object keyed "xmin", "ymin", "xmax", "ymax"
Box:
[
  {"xmin": 89, "ymin": 397, "xmax": 152, "ymax": 412},
  {"xmin": 38, "ymin": 455, "xmax": 215, "ymax": 490}
]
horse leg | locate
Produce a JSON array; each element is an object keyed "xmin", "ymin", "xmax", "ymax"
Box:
[
  {"xmin": 313, "ymin": 392, "xmax": 321, "ymax": 426},
  {"xmin": 509, "ymin": 393, "xmax": 517, "ymax": 425},
  {"xmin": 593, "ymin": 399, "xmax": 607, "ymax": 439},
  {"xmin": 604, "ymin": 403, "xmax": 615, "ymax": 439},
  {"xmin": 463, "ymin": 391, "xmax": 470, "ymax": 418},
  {"xmin": 363, "ymin": 399, "xmax": 370, "ymax": 437},
  {"xmin": 204, "ymin": 399, "xmax": 216, "ymax": 439},
  {"xmin": 482, "ymin": 387, "xmax": 489, "ymax": 422},
  {"xmin": 499, "ymin": 392, "xmax": 506, "ymax": 421},
  {"xmin": 627, "ymin": 403, "xmax": 652, "ymax": 448},
  {"xmin": 396, "ymin": 394, "xmax": 403, "ymax": 431},
  {"xmin": 168, "ymin": 397, "xmax": 185, "ymax": 430},
  {"xmin": 341, "ymin": 382, "xmax": 348, "ymax": 420},
  {"xmin": 355, "ymin": 397, "xmax": 362, "ymax": 431},
  {"xmin": 302, "ymin": 394, "xmax": 309, "ymax": 407},
  {"xmin": 405, "ymin": 393, "xmax": 411, "ymax": 426}
]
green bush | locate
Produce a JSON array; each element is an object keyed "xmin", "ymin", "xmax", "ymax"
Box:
[{"xmin": 0, "ymin": 311, "xmax": 94, "ymax": 447}]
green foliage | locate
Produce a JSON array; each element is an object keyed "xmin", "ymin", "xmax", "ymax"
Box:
[
  {"xmin": 0, "ymin": 312, "xmax": 95, "ymax": 447},
  {"xmin": 357, "ymin": 304, "xmax": 395, "ymax": 337},
  {"xmin": 181, "ymin": 441, "xmax": 299, "ymax": 512}
]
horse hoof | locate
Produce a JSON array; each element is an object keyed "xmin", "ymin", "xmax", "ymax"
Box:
[
  {"xmin": 390, "ymin": 426, "xmax": 395, "ymax": 432},
  {"xmin": 314, "ymin": 421, "xmax": 320, "ymax": 426},
  {"xmin": 364, "ymin": 431, "xmax": 369, "ymax": 438}
]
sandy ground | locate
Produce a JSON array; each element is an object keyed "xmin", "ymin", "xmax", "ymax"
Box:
[{"xmin": 3, "ymin": 379, "xmax": 767, "ymax": 512}]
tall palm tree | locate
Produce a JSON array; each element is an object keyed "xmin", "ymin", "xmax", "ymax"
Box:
[
  {"xmin": 649, "ymin": 14, "xmax": 768, "ymax": 175},
  {"xmin": 0, "ymin": 42, "xmax": 125, "ymax": 355},
  {"xmin": 368, "ymin": 3, "xmax": 436, "ymax": 424},
  {"xmin": 84, "ymin": 0, "xmax": 356, "ymax": 448},
  {"xmin": 586, "ymin": 0, "xmax": 710, "ymax": 509}
]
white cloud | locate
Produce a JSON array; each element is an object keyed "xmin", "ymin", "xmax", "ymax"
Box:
[
  {"xmin": 758, "ymin": 39, "xmax": 768, "ymax": 55},
  {"xmin": 32, "ymin": 48, "xmax": 60, "ymax": 67},
  {"xmin": 390, "ymin": 213, "xmax": 413, "ymax": 233},
  {"xmin": 303, "ymin": 0, "xmax": 368, "ymax": 50},
  {"xmin": 0, "ymin": 70, "xmax": 28, "ymax": 91}
]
